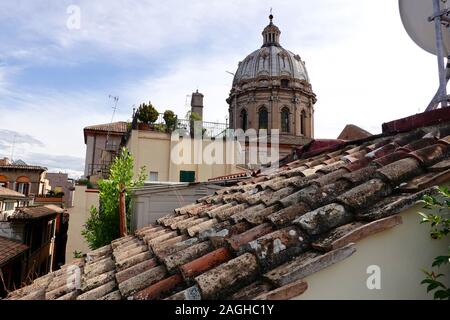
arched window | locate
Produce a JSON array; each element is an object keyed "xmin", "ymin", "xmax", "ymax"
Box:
[
  {"xmin": 258, "ymin": 107, "xmax": 268, "ymax": 130},
  {"xmin": 281, "ymin": 79, "xmax": 289, "ymax": 88},
  {"xmin": 281, "ymin": 107, "xmax": 290, "ymax": 133},
  {"xmin": 300, "ymin": 110, "xmax": 307, "ymax": 136},
  {"xmin": 16, "ymin": 176, "xmax": 30, "ymax": 195},
  {"xmin": 240, "ymin": 109, "xmax": 248, "ymax": 131},
  {"xmin": 0, "ymin": 175, "xmax": 8, "ymax": 188}
]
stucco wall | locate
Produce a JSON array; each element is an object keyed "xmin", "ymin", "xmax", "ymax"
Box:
[
  {"xmin": 127, "ymin": 130, "xmax": 243, "ymax": 182},
  {"xmin": 65, "ymin": 186, "xmax": 98, "ymax": 261},
  {"xmin": 296, "ymin": 204, "xmax": 450, "ymax": 300}
]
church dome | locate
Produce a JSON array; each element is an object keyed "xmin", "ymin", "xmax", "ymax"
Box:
[{"xmin": 232, "ymin": 15, "xmax": 310, "ymax": 86}]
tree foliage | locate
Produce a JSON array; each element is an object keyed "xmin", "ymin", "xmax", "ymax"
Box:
[
  {"xmin": 82, "ymin": 148, "xmax": 146, "ymax": 250},
  {"xmin": 419, "ymin": 186, "xmax": 450, "ymax": 300},
  {"xmin": 137, "ymin": 102, "xmax": 159, "ymax": 124},
  {"xmin": 163, "ymin": 110, "xmax": 177, "ymax": 131}
]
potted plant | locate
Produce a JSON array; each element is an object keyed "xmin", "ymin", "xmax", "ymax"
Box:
[{"xmin": 137, "ymin": 102, "xmax": 159, "ymax": 130}]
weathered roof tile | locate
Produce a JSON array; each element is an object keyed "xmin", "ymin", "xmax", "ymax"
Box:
[
  {"xmin": 118, "ymin": 265, "xmax": 166, "ymax": 297},
  {"xmin": 336, "ymin": 179, "xmax": 392, "ymax": 212},
  {"xmin": 294, "ymin": 203, "xmax": 353, "ymax": 236},
  {"xmin": 312, "ymin": 215, "xmax": 402, "ymax": 251},
  {"xmin": 264, "ymin": 244, "xmax": 356, "ymax": 287},
  {"xmin": 133, "ymin": 274, "xmax": 183, "ymax": 300},
  {"xmin": 163, "ymin": 241, "xmax": 213, "ymax": 273},
  {"xmin": 195, "ymin": 252, "xmax": 259, "ymax": 299},
  {"xmin": 247, "ymin": 226, "xmax": 309, "ymax": 270},
  {"xmin": 230, "ymin": 281, "xmax": 272, "ymax": 300},
  {"xmin": 375, "ymin": 157, "xmax": 423, "ymax": 186},
  {"xmin": 267, "ymin": 202, "xmax": 311, "ymax": 227},
  {"xmin": 180, "ymin": 247, "xmax": 232, "ymax": 280},
  {"xmin": 254, "ymin": 279, "xmax": 308, "ymax": 300}
]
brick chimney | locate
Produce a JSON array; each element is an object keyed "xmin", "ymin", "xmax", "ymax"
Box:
[{"xmin": 190, "ymin": 90, "xmax": 204, "ymax": 120}]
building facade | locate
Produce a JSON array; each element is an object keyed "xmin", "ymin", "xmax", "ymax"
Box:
[
  {"xmin": 0, "ymin": 158, "xmax": 47, "ymax": 197},
  {"xmin": 227, "ymin": 15, "xmax": 316, "ymax": 159},
  {"xmin": 0, "ymin": 204, "xmax": 68, "ymax": 297},
  {"xmin": 45, "ymin": 172, "xmax": 76, "ymax": 208},
  {"xmin": 83, "ymin": 122, "xmax": 128, "ymax": 180},
  {"xmin": 0, "ymin": 187, "xmax": 32, "ymax": 221}
]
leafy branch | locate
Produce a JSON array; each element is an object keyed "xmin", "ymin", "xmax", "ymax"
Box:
[{"xmin": 418, "ymin": 186, "xmax": 450, "ymax": 300}]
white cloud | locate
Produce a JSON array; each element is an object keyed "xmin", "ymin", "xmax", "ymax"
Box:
[{"xmin": 0, "ymin": 0, "xmax": 446, "ymax": 177}]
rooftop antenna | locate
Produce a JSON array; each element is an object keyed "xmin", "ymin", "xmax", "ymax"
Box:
[
  {"xmin": 399, "ymin": 0, "xmax": 450, "ymax": 110},
  {"xmin": 106, "ymin": 95, "xmax": 119, "ymax": 149}
]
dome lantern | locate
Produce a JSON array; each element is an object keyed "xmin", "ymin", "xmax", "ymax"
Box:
[{"xmin": 262, "ymin": 14, "xmax": 281, "ymax": 47}]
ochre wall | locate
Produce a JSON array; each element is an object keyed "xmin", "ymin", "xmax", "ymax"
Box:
[
  {"xmin": 65, "ymin": 186, "xmax": 98, "ymax": 261},
  {"xmin": 127, "ymin": 130, "xmax": 243, "ymax": 182}
]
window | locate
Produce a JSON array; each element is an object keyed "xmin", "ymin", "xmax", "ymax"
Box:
[
  {"xmin": 0, "ymin": 182, "xmax": 6, "ymax": 188},
  {"xmin": 258, "ymin": 107, "xmax": 268, "ymax": 130},
  {"xmin": 16, "ymin": 183, "xmax": 29, "ymax": 195},
  {"xmin": 240, "ymin": 109, "xmax": 248, "ymax": 131},
  {"xmin": 4, "ymin": 202, "xmax": 14, "ymax": 211},
  {"xmin": 180, "ymin": 171, "xmax": 195, "ymax": 183},
  {"xmin": 149, "ymin": 171, "xmax": 159, "ymax": 182},
  {"xmin": 300, "ymin": 110, "xmax": 307, "ymax": 136},
  {"xmin": 281, "ymin": 107, "xmax": 290, "ymax": 133},
  {"xmin": 281, "ymin": 79, "xmax": 289, "ymax": 88}
]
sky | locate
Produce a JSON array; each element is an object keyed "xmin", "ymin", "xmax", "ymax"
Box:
[{"xmin": 0, "ymin": 0, "xmax": 443, "ymax": 178}]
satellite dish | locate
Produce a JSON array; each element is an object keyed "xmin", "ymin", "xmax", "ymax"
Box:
[{"xmin": 399, "ymin": 0, "xmax": 450, "ymax": 56}]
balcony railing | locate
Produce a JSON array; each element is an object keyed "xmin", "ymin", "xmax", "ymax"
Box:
[
  {"xmin": 87, "ymin": 163, "xmax": 111, "ymax": 178},
  {"xmin": 121, "ymin": 112, "xmax": 229, "ymax": 147}
]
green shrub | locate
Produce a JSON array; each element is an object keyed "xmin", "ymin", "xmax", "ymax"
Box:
[
  {"xmin": 137, "ymin": 102, "xmax": 159, "ymax": 124},
  {"xmin": 163, "ymin": 110, "xmax": 177, "ymax": 131}
]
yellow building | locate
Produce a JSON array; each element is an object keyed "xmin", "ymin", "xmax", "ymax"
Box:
[{"xmin": 125, "ymin": 129, "xmax": 244, "ymax": 183}]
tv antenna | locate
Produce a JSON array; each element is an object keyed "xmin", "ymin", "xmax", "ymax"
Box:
[
  {"xmin": 106, "ymin": 95, "xmax": 119, "ymax": 148},
  {"xmin": 399, "ymin": 0, "xmax": 450, "ymax": 110}
]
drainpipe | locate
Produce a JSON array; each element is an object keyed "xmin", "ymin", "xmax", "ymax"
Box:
[{"xmin": 49, "ymin": 214, "xmax": 57, "ymax": 271}]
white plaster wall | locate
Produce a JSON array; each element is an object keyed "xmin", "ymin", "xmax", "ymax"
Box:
[{"xmin": 296, "ymin": 204, "xmax": 450, "ymax": 300}]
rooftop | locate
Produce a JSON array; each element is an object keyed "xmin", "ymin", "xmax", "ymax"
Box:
[
  {"xmin": 5, "ymin": 111, "xmax": 450, "ymax": 300},
  {"xmin": 84, "ymin": 121, "xmax": 128, "ymax": 134},
  {"xmin": 7, "ymin": 205, "xmax": 64, "ymax": 221},
  {"xmin": 0, "ymin": 237, "xmax": 28, "ymax": 267},
  {"xmin": 0, "ymin": 187, "xmax": 26, "ymax": 199}
]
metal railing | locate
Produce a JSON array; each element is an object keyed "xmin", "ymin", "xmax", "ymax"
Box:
[
  {"xmin": 87, "ymin": 163, "xmax": 111, "ymax": 178},
  {"xmin": 121, "ymin": 112, "xmax": 229, "ymax": 147}
]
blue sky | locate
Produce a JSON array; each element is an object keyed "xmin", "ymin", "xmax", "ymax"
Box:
[{"xmin": 0, "ymin": 0, "xmax": 441, "ymax": 177}]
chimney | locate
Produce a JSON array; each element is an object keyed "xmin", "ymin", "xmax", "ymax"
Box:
[{"xmin": 190, "ymin": 90, "xmax": 204, "ymax": 120}]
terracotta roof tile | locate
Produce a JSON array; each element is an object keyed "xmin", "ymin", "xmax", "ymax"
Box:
[
  {"xmin": 84, "ymin": 121, "xmax": 128, "ymax": 134},
  {"xmin": 9, "ymin": 118, "xmax": 450, "ymax": 301},
  {"xmin": 254, "ymin": 279, "xmax": 308, "ymax": 300},
  {"xmin": 180, "ymin": 247, "xmax": 232, "ymax": 280},
  {"xmin": 0, "ymin": 236, "xmax": 28, "ymax": 266},
  {"xmin": 195, "ymin": 252, "xmax": 259, "ymax": 299}
]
